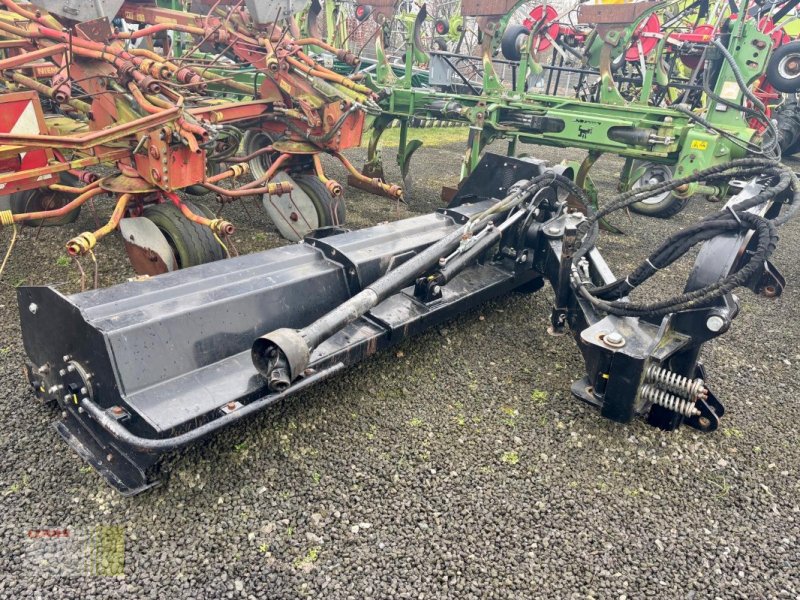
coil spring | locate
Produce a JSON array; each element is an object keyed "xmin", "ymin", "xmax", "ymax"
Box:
[
  {"xmin": 645, "ymin": 365, "xmax": 706, "ymax": 402},
  {"xmin": 640, "ymin": 385, "xmax": 701, "ymax": 417}
]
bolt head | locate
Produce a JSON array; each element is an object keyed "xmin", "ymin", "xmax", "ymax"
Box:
[
  {"xmin": 706, "ymin": 315, "xmax": 726, "ymax": 332},
  {"xmin": 605, "ymin": 332, "xmax": 624, "ymax": 345},
  {"xmin": 62, "ymin": 355, "xmax": 71, "ymax": 363},
  {"xmin": 59, "ymin": 369, "xmax": 66, "ymax": 377},
  {"xmin": 28, "ymin": 303, "xmax": 38, "ymax": 315},
  {"xmin": 547, "ymin": 225, "xmax": 561, "ymax": 235}
]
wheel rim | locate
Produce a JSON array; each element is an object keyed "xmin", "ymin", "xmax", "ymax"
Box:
[
  {"xmin": 632, "ymin": 163, "xmax": 673, "ymax": 205},
  {"xmin": 261, "ymin": 172, "xmax": 322, "ymax": 241},
  {"xmin": 778, "ymin": 52, "xmax": 800, "ymax": 82},
  {"xmin": 245, "ymin": 131, "xmax": 275, "ymax": 181}
]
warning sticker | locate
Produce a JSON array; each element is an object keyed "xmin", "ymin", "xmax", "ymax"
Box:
[{"xmin": 690, "ymin": 140, "xmax": 709, "ymax": 150}]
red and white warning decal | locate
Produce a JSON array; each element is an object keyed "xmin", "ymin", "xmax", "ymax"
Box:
[{"xmin": 0, "ymin": 91, "xmax": 55, "ymax": 194}]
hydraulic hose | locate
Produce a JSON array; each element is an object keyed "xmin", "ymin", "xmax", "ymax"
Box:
[{"xmin": 571, "ymin": 158, "xmax": 798, "ymax": 318}]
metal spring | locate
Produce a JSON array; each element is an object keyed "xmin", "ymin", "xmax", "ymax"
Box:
[
  {"xmin": 640, "ymin": 385, "xmax": 701, "ymax": 417},
  {"xmin": 645, "ymin": 365, "xmax": 706, "ymax": 402}
]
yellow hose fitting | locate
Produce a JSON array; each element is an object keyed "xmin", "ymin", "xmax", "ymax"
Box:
[
  {"xmin": 325, "ymin": 179, "xmax": 343, "ymax": 197},
  {"xmin": 66, "ymin": 232, "xmax": 97, "ymax": 257},
  {"xmin": 229, "ymin": 163, "xmax": 249, "ymax": 178},
  {"xmin": 267, "ymin": 181, "xmax": 293, "ymax": 195},
  {"xmin": 0, "ymin": 209, "xmax": 13, "ymax": 227},
  {"xmin": 209, "ymin": 219, "xmax": 235, "ymax": 236}
]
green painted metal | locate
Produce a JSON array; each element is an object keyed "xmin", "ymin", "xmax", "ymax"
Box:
[{"xmin": 362, "ymin": 0, "xmax": 772, "ymax": 203}]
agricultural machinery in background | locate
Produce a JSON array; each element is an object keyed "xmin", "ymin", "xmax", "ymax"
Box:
[
  {"xmin": 0, "ymin": 0, "xmax": 402, "ymax": 278},
  {"xmin": 358, "ymin": 0, "xmax": 798, "ymax": 217}
]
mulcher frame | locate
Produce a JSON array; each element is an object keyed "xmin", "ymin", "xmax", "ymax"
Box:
[{"xmin": 16, "ymin": 153, "xmax": 787, "ymax": 494}]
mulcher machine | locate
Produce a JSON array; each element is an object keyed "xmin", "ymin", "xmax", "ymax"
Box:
[{"xmin": 16, "ymin": 152, "xmax": 796, "ymax": 494}]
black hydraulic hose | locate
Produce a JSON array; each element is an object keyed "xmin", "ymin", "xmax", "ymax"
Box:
[
  {"xmin": 79, "ymin": 363, "xmax": 344, "ymax": 453},
  {"xmin": 571, "ymin": 158, "xmax": 798, "ymax": 318}
]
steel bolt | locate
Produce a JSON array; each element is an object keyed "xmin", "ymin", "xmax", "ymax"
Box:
[
  {"xmin": 37, "ymin": 365, "xmax": 50, "ymax": 375},
  {"xmin": 79, "ymin": 387, "xmax": 87, "ymax": 395},
  {"xmin": 226, "ymin": 402, "xmax": 237, "ymax": 411},
  {"xmin": 59, "ymin": 369, "xmax": 66, "ymax": 377},
  {"xmin": 28, "ymin": 303, "xmax": 38, "ymax": 315},
  {"xmin": 706, "ymin": 315, "xmax": 726, "ymax": 332},
  {"xmin": 66, "ymin": 365, "xmax": 75, "ymax": 373},
  {"xmin": 111, "ymin": 406, "xmax": 124, "ymax": 415},
  {"xmin": 62, "ymin": 355, "xmax": 71, "ymax": 362},
  {"xmin": 547, "ymin": 225, "xmax": 561, "ymax": 235},
  {"xmin": 604, "ymin": 332, "xmax": 624, "ymax": 346},
  {"xmin": 106, "ymin": 454, "xmax": 113, "ymax": 462}
]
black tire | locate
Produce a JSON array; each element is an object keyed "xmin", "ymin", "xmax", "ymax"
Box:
[
  {"xmin": 242, "ymin": 129, "xmax": 278, "ymax": 182},
  {"xmin": 501, "ymin": 24, "xmax": 529, "ymax": 62},
  {"xmin": 767, "ymin": 41, "xmax": 800, "ymax": 93},
  {"xmin": 628, "ymin": 162, "xmax": 688, "ymax": 218},
  {"xmin": 434, "ymin": 18, "xmax": 449, "ymax": 36},
  {"xmin": 184, "ymin": 162, "xmax": 222, "ymax": 196},
  {"xmin": 775, "ymin": 98, "xmax": 800, "ymax": 156},
  {"xmin": 432, "ymin": 37, "xmax": 448, "ymax": 52},
  {"xmin": 294, "ymin": 174, "xmax": 346, "ymax": 228},
  {"xmin": 354, "ymin": 4, "xmax": 372, "ymax": 22},
  {"xmin": 9, "ymin": 172, "xmax": 82, "ymax": 227},
  {"xmin": 142, "ymin": 201, "xmax": 225, "ymax": 269}
]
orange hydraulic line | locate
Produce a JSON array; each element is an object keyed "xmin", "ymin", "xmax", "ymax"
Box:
[
  {"xmin": 311, "ymin": 153, "xmax": 342, "ymax": 196},
  {"xmin": 333, "ymin": 150, "xmax": 404, "ymax": 199},
  {"xmin": 202, "ymin": 180, "xmax": 292, "ymax": 198},
  {"xmin": 130, "ymin": 48, "xmax": 178, "ymax": 70},
  {"xmin": 293, "ymin": 39, "xmax": 360, "ymax": 65},
  {"xmin": 0, "ymin": 43, "xmax": 65, "ymax": 70},
  {"xmin": 11, "ymin": 184, "xmax": 103, "ymax": 224},
  {"xmin": 127, "ymin": 82, "xmax": 163, "ymax": 114},
  {"xmin": 285, "ymin": 55, "xmax": 372, "ymax": 95},
  {"xmin": 238, "ymin": 153, "xmax": 291, "ymax": 191},
  {"xmin": 115, "ymin": 23, "xmax": 206, "ymax": 39},
  {"xmin": 0, "ymin": 107, "xmax": 180, "ymax": 149},
  {"xmin": 66, "ymin": 193, "xmax": 133, "ymax": 256},
  {"xmin": 0, "ymin": 0, "xmax": 60, "ymax": 28},
  {"xmin": 162, "ymin": 191, "xmax": 234, "ymax": 235}
]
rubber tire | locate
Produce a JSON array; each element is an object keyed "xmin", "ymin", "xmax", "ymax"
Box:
[
  {"xmin": 184, "ymin": 162, "xmax": 222, "ymax": 196},
  {"xmin": 294, "ymin": 174, "xmax": 346, "ymax": 228},
  {"xmin": 354, "ymin": 4, "xmax": 372, "ymax": 22},
  {"xmin": 766, "ymin": 41, "xmax": 800, "ymax": 93},
  {"xmin": 8, "ymin": 172, "xmax": 82, "ymax": 227},
  {"xmin": 142, "ymin": 201, "xmax": 225, "ymax": 269},
  {"xmin": 434, "ymin": 19, "xmax": 449, "ymax": 36},
  {"xmin": 775, "ymin": 98, "xmax": 800, "ymax": 156},
  {"xmin": 432, "ymin": 37, "xmax": 448, "ymax": 52},
  {"xmin": 242, "ymin": 129, "xmax": 278, "ymax": 182},
  {"xmin": 501, "ymin": 24, "xmax": 529, "ymax": 62},
  {"xmin": 628, "ymin": 162, "xmax": 688, "ymax": 218}
]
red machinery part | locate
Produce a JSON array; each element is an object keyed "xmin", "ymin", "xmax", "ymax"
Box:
[
  {"xmin": 678, "ymin": 24, "xmax": 714, "ymax": 69},
  {"xmin": 625, "ymin": 13, "xmax": 661, "ymax": 61},
  {"xmin": 522, "ymin": 5, "xmax": 560, "ymax": 53},
  {"xmin": 759, "ymin": 17, "xmax": 790, "ymax": 47},
  {"xmin": 0, "ymin": 91, "xmax": 55, "ymax": 194}
]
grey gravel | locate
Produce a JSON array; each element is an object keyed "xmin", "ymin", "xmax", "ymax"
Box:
[{"xmin": 0, "ymin": 141, "xmax": 798, "ymax": 599}]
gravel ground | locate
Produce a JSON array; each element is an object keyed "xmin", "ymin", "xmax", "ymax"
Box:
[{"xmin": 0, "ymin": 140, "xmax": 798, "ymax": 599}]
